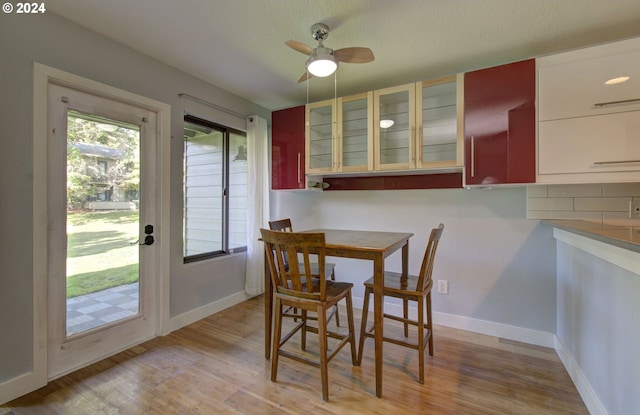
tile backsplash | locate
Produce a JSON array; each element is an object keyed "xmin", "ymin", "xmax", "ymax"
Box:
[{"xmin": 527, "ymin": 183, "xmax": 640, "ymax": 226}]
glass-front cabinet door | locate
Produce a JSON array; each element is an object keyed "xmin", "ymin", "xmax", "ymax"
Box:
[
  {"xmin": 374, "ymin": 83, "xmax": 415, "ymax": 170},
  {"xmin": 306, "ymin": 99, "xmax": 336, "ymax": 174},
  {"xmin": 416, "ymin": 74, "xmax": 463, "ymax": 169},
  {"xmin": 338, "ymin": 92, "xmax": 373, "ymax": 172}
]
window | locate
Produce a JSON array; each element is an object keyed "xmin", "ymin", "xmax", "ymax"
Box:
[{"xmin": 183, "ymin": 115, "xmax": 248, "ymax": 262}]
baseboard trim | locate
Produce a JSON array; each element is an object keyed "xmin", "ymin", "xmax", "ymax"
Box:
[
  {"xmin": 352, "ymin": 296, "xmax": 556, "ymax": 348},
  {"xmin": 432, "ymin": 311, "xmax": 556, "ymax": 348},
  {"xmin": 0, "ymin": 371, "xmax": 46, "ymax": 406},
  {"xmin": 555, "ymin": 336, "xmax": 608, "ymax": 415},
  {"xmin": 167, "ymin": 291, "xmax": 253, "ymax": 333}
]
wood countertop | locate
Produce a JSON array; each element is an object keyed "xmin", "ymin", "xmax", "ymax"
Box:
[{"xmin": 543, "ymin": 220, "xmax": 640, "ymax": 253}]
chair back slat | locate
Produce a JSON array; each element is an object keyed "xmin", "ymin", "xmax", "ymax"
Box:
[
  {"xmin": 269, "ymin": 218, "xmax": 294, "ymax": 232},
  {"xmin": 269, "ymin": 218, "xmax": 295, "ymax": 269},
  {"xmin": 261, "ymin": 228, "xmax": 327, "ymax": 302},
  {"xmin": 416, "ymin": 223, "xmax": 444, "ymax": 292}
]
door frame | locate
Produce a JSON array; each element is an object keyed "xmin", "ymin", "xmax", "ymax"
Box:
[{"xmin": 18, "ymin": 63, "xmax": 170, "ymax": 398}]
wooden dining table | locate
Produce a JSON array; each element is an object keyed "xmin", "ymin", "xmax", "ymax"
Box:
[{"xmin": 263, "ymin": 228, "xmax": 414, "ymax": 398}]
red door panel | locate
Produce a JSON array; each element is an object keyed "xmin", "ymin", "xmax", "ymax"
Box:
[{"xmin": 464, "ymin": 59, "xmax": 535, "ymax": 185}]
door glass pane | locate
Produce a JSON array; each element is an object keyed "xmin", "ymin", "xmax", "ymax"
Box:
[
  {"xmin": 183, "ymin": 122, "xmax": 224, "ymax": 256},
  {"xmin": 341, "ymin": 97, "xmax": 369, "ymax": 168},
  {"xmin": 66, "ymin": 111, "xmax": 140, "ymax": 336},
  {"xmin": 379, "ymin": 90, "xmax": 410, "ymax": 165},
  {"xmin": 421, "ymin": 80, "xmax": 457, "ymax": 163},
  {"xmin": 308, "ymin": 104, "xmax": 333, "ymax": 170}
]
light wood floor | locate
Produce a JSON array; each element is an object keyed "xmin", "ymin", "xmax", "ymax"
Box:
[{"xmin": 2, "ymin": 295, "xmax": 588, "ymax": 414}]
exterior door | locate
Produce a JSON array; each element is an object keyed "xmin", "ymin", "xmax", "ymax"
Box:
[{"xmin": 47, "ymin": 83, "xmax": 159, "ymax": 378}]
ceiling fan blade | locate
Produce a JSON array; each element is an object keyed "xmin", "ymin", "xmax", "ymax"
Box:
[
  {"xmin": 286, "ymin": 40, "xmax": 314, "ymax": 56},
  {"xmin": 297, "ymin": 71, "xmax": 313, "ymax": 83},
  {"xmin": 334, "ymin": 47, "xmax": 375, "ymax": 64}
]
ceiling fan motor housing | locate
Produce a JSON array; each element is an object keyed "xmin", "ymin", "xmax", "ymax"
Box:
[{"xmin": 311, "ymin": 23, "xmax": 330, "ymax": 41}]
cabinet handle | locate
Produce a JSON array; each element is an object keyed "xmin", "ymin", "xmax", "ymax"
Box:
[
  {"xmin": 297, "ymin": 153, "xmax": 301, "ymax": 185},
  {"xmin": 593, "ymin": 159, "xmax": 640, "ymax": 165},
  {"xmin": 411, "ymin": 126, "xmax": 415, "ymax": 165},
  {"xmin": 593, "ymin": 98, "xmax": 640, "ymax": 108},
  {"xmin": 471, "ymin": 136, "xmax": 475, "ymax": 178}
]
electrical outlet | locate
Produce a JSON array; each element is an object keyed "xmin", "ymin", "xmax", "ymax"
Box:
[{"xmin": 437, "ymin": 279, "xmax": 449, "ymax": 294}]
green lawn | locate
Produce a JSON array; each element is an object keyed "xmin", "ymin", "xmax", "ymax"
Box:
[{"xmin": 66, "ymin": 210, "xmax": 139, "ymax": 298}]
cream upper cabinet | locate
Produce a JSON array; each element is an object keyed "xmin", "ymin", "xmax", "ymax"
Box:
[
  {"xmin": 338, "ymin": 92, "xmax": 374, "ymax": 172},
  {"xmin": 537, "ymin": 37, "xmax": 640, "ymax": 183},
  {"xmin": 305, "ymin": 76, "xmax": 464, "ymax": 176},
  {"xmin": 306, "ymin": 99, "xmax": 336, "ymax": 174},
  {"xmin": 415, "ymin": 74, "xmax": 463, "ymax": 169},
  {"xmin": 374, "ymin": 83, "xmax": 416, "ymax": 170},
  {"xmin": 306, "ymin": 94, "xmax": 373, "ymax": 174}
]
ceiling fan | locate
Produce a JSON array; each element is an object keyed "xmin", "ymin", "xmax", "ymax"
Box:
[{"xmin": 286, "ymin": 23, "xmax": 375, "ymax": 83}]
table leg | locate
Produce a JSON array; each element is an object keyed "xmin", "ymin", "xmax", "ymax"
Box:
[
  {"xmin": 373, "ymin": 254, "xmax": 384, "ymax": 398},
  {"xmin": 264, "ymin": 255, "xmax": 272, "ymax": 359},
  {"xmin": 402, "ymin": 239, "xmax": 409, "ymax": 277}
]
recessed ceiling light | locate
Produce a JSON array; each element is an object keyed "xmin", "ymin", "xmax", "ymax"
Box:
[{"xmin": 605, "ymin": 76, "xmax": 630, "ymax": 85}]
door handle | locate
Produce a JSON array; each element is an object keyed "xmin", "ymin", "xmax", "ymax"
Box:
[
  {"xmin": 593, "ymin": 98, "xmax": 640, "ymax": 108},
  {"xmin": 471, "ymin": 136, "xmax": 475, "ymax": 178},
  {"xmin": 130, "ymin": 235, "xmax": 155, "ymax": 246}
]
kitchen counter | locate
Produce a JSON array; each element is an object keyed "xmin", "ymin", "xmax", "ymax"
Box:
[{"xmin": 543, "ymin": 220, "xmax": 640, "ymax": 254}]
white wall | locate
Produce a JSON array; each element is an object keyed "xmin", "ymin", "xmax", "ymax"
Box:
[
  {"xmin": 555, "ymin": 233, "xmax": 640, "ymax": 415},
  {"xmin": 0, "ymin": 12, "xmax": 269, "ymax": 390},
  {"xmin": 271, "ymin": 186, "xmax": 558, "ymax": 341}
]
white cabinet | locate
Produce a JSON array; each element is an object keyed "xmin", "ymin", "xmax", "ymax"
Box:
[
  {"xmin": 537, "ymin": 37, "xmax": 640, "ymax": 183},
  {"xmin": 538, "ymin": 112, "xmax": 640, "ymax": 175}
]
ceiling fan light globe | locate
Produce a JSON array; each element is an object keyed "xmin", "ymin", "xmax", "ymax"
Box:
[
  {"xmin": 307, "ymin": 51, "xmax": 337, "ymax": 77},
  {"xmin": 308, "ymin": 59, "xmax": 337, "ymax": 77}
]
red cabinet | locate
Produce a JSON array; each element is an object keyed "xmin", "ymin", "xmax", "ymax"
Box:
[
  {"xmin": 464, "ymin": 59, "xmax": 535, "ymax": 185},
  {"xmin": 272, "ymin": 106, "xmax": 305, "ymax": 189}
]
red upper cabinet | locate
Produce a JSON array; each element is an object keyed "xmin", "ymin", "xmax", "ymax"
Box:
[
  {"xmin": 464, "ymin": 59, "xmax": 535, "ymax": 185},
  {"xmin": 272, "ymin": 106, "xmax": 305, "ymax": 190}
]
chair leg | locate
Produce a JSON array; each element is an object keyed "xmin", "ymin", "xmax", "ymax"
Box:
[
  {"xmin": 301, "ymin": 309, "xmax": 307, "ymax": 351},
  {"xmin": 357, "ymin": 286, "xmax": 372, "ymax": 365},
  {"xmin": 403, "ymin": 298, "xmax": 409, "ymax": 337},
  {"xmin": 427, "ymin": 291, "xmax": 434, "ymax": 356},
  {"xmin": 417, "ymin": 296, "xmax": 425, "ymax": 384},
  {"xmin": 271, "ymin": 297, "xmax": 283, "ymax": 382},
  {"xmin": 332, "ymin": 269, "xmax": 340, "ymax": 328},
  {"xmin": 345, "ymin": 291, "xmax": 358, "ymax": 365},
  {"xmin": 317, "ymin": 304, "xmax": 329, "ymax": 402}
]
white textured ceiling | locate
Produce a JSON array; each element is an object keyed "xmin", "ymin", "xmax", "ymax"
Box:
[{"xmin": 47, "ymin": 0, "xmax": 640, "ymax": 111}]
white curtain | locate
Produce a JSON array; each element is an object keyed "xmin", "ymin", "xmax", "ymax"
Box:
[{"xmin": 245, "ymin": 115, "xmax": 270, "ymax": 296}]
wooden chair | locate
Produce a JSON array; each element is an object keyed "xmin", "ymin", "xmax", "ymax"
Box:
[
  {"xmin": 357, "ymin": 223, "xmax": 444, "ymax": 384},
  {"xmin": 260, "ymin": 228, "xmax": 358, "ymax": 402},
  {"xmin": 269, "ymin": 218, "xmax": 340, "ymax": 326}
]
